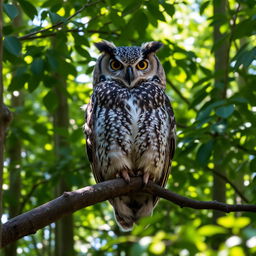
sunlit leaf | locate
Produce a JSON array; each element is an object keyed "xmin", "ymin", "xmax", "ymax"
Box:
[
  {"xmin": 162, "ymin": 3, "xmax": 175, "ymax": 17},
  {"xmin": 198, "ymin": 225, "xmax": 226, "ymax": 236},
  {"xmin": 230, "ymin": 246, "xmax": 246, "ymax": 256},
  {"xmin": 149, "ymin": 241, "xmax": 165, "ymax": 255},
  {"xmin": 218, "ymin": 216, "xmax": 250, "ymax": 229},
  {"xmin": 200, "ymin": 1, "xmax": 210, "ymax": 14}
]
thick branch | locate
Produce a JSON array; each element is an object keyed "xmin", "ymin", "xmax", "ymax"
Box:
[{"xmin": 2, "ymin": 177, "xmax": 256, "ymax": 248}]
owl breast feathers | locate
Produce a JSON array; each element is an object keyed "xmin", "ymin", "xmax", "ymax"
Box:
[{"xmin": 84, "ymin": 40, "xmax": 176, "ymax": 231}]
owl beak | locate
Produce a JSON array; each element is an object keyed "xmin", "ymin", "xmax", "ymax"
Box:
[{"xmin": 125, "ymin": 66, "xmax": 134, "ymax": 85}]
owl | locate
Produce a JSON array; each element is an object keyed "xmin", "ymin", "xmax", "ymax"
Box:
[{"xmin": 84, "ymin": 40, "xmax": 176, "ymax": 231}]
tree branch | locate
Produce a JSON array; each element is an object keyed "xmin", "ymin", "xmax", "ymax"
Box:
[
  {"xmin": 206, "ymin": 167, "xmax": 250, "ymax": 203},
  {"xmin": 19, "ymin": 29, "xmax": 120, "ymax": 41},
  {"xmin": 2, "ymin": 177, "xmax": 256, "ymax": 248},
  {"xmin": 18, "ymin": 0, "xmax": 104, "ymax": 41},
  {"xmin": 166, "ymin": 78, "xmax": 194, "ymax": 109}
]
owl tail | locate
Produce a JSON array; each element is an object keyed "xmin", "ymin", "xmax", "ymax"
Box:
[{"xmin": 110, "ymin": 193, "xmax": 154, "ymax": 231}]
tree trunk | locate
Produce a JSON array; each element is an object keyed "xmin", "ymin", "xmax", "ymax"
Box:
[
  {"xmin": 4, "ymin": 95, "xmax": 22, "ymax": 256},
  {"xmin": 212, "ymin": 0, "xmax": 229, "ymax": 219},
  {"xmin": 212, "ymin": 0, "xmax": 230, "ymax": 249},
  {"xmin": 53, "ymin": 75, "xmax": 74, "ymax": 256},
  {"xmin": 4, "ymin": 5, "xmax": 23, "ymax": 255}
]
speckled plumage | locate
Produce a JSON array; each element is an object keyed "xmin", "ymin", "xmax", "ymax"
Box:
[{"xmin": 84, "ymin": 41, "xmax": 176, "ymax": 230}]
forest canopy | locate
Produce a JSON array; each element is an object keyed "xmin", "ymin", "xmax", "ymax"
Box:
[{"xmin": 1, "ymin": 0, "xmax": 256, "ymax": 255}]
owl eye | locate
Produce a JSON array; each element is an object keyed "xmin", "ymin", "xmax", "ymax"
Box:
[
  {"xmin": 136, "ymin": 60, "xmax": 148, "ymax": 70},
  {"xmin": 110, "ymin": 60, "xmax": 123, "ymax": 70}
]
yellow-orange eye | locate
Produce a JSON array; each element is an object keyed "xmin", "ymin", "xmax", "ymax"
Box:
[
  {"xmin": 110, "ymin": 60, "xmax": 123, "ymax": 70},
  {"xmin": 136, "ymin": 60, "xmax": 148, "ymax": 70}
]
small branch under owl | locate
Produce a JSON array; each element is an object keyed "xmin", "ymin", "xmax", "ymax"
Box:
[{"xmin": 1, "ymin": 177, "xmax": 256, "ymax": 248}]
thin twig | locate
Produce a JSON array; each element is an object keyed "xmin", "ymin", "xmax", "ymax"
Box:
[
  {"xmin": 235, "ymin": 144, "xmax": 256, "ymax": 156},
  {"xmin": 206, "ymin": 167, "xmax": 249, "ymax": 203},
  {"xmin": 19, "ymin": 29, "xmax": 120, "ymax": 41},
  {"xmin": 145, "ymin": 180, "xmax": 256, "ymax": 212},
  {"xmin": 19, "ymin": 180, "xmax": 49, "ymax": 214},
  {"xmin": 18, "ymin": 0, "xmax": 104, "ymax": 41},
  {"xmin": 166, "ymin": 78, "xmax": 193, "ymax": 108}
]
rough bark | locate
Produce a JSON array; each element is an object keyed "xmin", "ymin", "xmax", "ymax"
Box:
[
  {"xmin": 4, "ymin": 95, "xmax": 22, "ymax": 256},
  {"xmin": 1, "ymin": 177, "xmax": 256, "ymax": 248},
  {"xmin": 4, "ymin": 5, "xmax": 23, "ymax": 255},
  {"xmin": 212, "ymin": 0, "xmax": 229, "ymax": 223}
]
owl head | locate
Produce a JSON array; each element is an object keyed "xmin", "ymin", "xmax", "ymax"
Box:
[{"xmin": 93, "ymin": 40, "xmax": 166, "ymax": 88}]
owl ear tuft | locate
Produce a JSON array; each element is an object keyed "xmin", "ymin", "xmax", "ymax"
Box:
[
  {"xmin": 141, "ymin": 41, "xmax": 163, "ymax": 56},
  {"xmin": 94, "ymin": 40, "xmax": 116, "ymax": 55}
]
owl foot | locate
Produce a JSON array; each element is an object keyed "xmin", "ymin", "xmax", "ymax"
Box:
[
  {"xmin": 116, "ymin": 169, "xmax": 134, "ymax": 183},
  {"xmin": 143, "ymin": 172, "xmax": 154, "ymax": 185}
]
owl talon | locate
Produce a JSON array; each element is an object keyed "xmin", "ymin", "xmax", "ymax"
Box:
[
  {"xmin": 143, "ymin": 173, "xmax": 149, "ymax": 184},
  {"xmin": 116, "ymin": 169, "xmax": 131, "ymax": 183},
  {"xmin": 143, "ymin": 173, "xmax": 153, "ymax": 185},
  {"xmin": 122, "ymin": 170, "xmax": 131, "ymax": 183}
]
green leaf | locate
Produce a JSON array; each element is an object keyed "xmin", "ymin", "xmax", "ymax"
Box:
[
  {"xmin": 196, "ymin": 100, "xmax": 226, "ymax": 121},
  {"xmin": 199, "ymin": 1, "xmax": 210, "ymax": 15},
  {"xmin": 43, "ymin": 91, "xmax": 58, "ymax": 113},
  {"xmin": 215, "ymin": 105, "xmax": 234, "ymax": 118},
  {"xmin": 147, "ymin": 2, "xmax": 165, "ymax": 21},
  {"xmin": 74, "ymin": 45, "xmax": 90, "ymax": 59},
  {"xmin": 109, "ymin": 11, "xmax": 125, "ymax": 27},
  {"xmin": 4, "ymin": 36, "xmax": 21, "ymax": 56},
  {"xmin": 48, "ymin": 11, "xmax": 66, "ymax": 24},
  {"xmin": 18, "ymin": 0, "xmax": 37, "ymax": 20},
  {"xmin": 234, "ymin": 47, "xmax": 256, "ymax": 70},
  {"xmin": 46, "ymin": 54, "xmax": 58, "ymax": 71},
  {"xmin": 162, "ymin": 3, "xmax": 175, "ymax": 17},
  {"xmin": 9, "ymin": 73, "xmax": 30, "ymax": 91},
  {"xmin": 122, "ymin": 0, "xmax": 142, "ymax": 15},
  {"xmin": 196, "ymin": 140, "xmax": 213, "ymax": 166},
  {"xmin": 232, "ymin": 19, "xmax": 256, "ymax": 39},
  {"xmin": 133, "ymin": 11, "xmax": 148, "ymax": 35},
  {"xmin": 218, "ymin": 216, "xmax": 250, "ymax": 229},
  {"xmin": 198, "ymin": 225, "xmax": 226, "ymax": 236},
  {"xmin": 27, "ymin": 75, "xmax": 41, "ymax": 92},
  {"xmin": 3, "ymin": 4, "xmax": 19, "ymax": 20},
  {"xmin": 31, "ymin": 58, "xmax": 44, "ymax": 75},
  {"xmin": 149, "ymin": 241, "xmax": 165, "ymax": 255}
]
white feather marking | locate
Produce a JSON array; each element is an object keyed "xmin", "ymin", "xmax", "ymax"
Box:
[{"xmin": 126, "ymin": 97, "xmax": 141, "ymax": 142}]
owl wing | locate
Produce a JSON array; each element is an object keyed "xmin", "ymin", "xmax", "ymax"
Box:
[
  {"xmin": 153, "ymin": 95, "xmax": 176, "ymax": 206},
  {"xmin": 84, "ymin": 95, "xmax": 104, "ymax": 183}
]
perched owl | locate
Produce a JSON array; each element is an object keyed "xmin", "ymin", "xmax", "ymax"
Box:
[{"xmin": 84, "ymin": 40, "xmax": 176, "ymax": 231}]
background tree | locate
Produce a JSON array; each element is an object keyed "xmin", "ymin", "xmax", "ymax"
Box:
[{"xmin": 1, "ymin": 0, "xmax": 256, "ymax": 255}]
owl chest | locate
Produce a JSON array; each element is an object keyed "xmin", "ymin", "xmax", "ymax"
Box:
[{"xmin": 94, "ymin": 83, "xmax": 168, "ymax": 158}]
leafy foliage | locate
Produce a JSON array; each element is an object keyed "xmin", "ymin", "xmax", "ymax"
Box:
[{"xmin": 2, "ymin": 0, "xmax": 256, "ymax": 255}]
